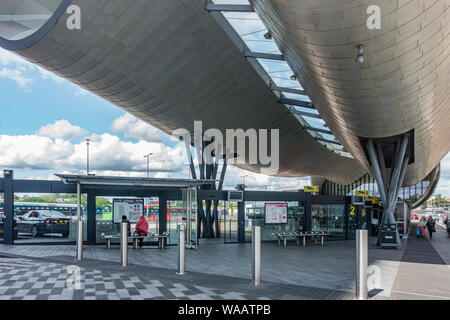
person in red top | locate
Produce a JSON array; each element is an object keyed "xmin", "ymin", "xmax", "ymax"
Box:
[{"xmin": 135, "ymin": 216, "xmax": 149, "ymax": 248}]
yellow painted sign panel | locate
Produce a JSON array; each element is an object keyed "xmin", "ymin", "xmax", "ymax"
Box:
[
  {"xmin": 365, "ymin": 196, "xmax": 378, "ymax": 203},
  {"xmin": 304, "ymin": 186, "xmax": 319, "ymax": 192},
  {"xmin": 355, "ymin": 190, "xmax": 369, "ymax": 196}
]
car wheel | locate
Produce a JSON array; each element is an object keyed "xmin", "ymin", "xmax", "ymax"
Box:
[{"xmin": 31, "ymin": 226, "xmax": 39, "ymax": 238}]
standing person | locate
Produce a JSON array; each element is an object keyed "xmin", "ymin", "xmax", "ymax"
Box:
[
  {"xmin": 121, "ymin": 215, "xmax": 131, "ymax": 236},
  {"xmin": 418, "ymin": 216, "xmax": 426, "ymax": 238},
  {"xmin": 135, "ymin": 216, "xmax": 149, "ymax": 248},
  {"xmin": 426, "ymin": 215, "xmax": 435, "ymax": 240},
  {"xmin": 371, "ymin": 215, "xmax": 379, "ymax": 237}
]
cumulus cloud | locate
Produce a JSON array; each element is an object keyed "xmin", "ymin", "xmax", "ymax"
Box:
[
  {"xmin": 0, "ymin": 68, "xmax": 33, "ymax": 88},
  {"xmin": 221, "ymin": 164, "xmax": 310, "ymax": 191},
  {"xmin": 0, "ymin": 123, "xmax": 185, "ymax": 174},
  {"xmin": 111, "ymin": 113, "xmax": 164, "ymax": 142},
  {"xmin": 0, "ymin": 48, "xmax": 69, "ymax": 89},
  {"xmin": 37, "ymin": 120, "xmax": 88, "ymax": 140}
]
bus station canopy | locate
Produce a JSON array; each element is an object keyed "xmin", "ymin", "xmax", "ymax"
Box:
[{"xmin": 55, "ymin": 174, "xmax": 216, "ymax": 189}]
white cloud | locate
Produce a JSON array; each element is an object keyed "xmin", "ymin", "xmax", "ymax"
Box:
[
  {"xmin": 0, "ymin": 67, "xmax": 33, "ymax": 87},
  {"xmin": 0, "ymin": 48, "xmax": 68, "ymax": 89},
  {"xmin": 37, "ymin": 120, "xmax": 88, "ymax": 140},
  {"xmin": 111, "ymin": 113, "xmax": 164, "ymax": 142},
  {"xmin": 0, "ymin": 125, "xmax": 185, "ymax": 174}
]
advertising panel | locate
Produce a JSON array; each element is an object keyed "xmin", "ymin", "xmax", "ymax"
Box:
[
  {"xmin": 113, "ymin": 199, "xmax": 143, "ymax": 223},
  {"xmin": 265, "ymin": 203, "xmax": 288, "ymax": 224}
]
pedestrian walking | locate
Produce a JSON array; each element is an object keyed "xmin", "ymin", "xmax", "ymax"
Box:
[
  {"xmin": 426, "ymin": 215, "xmax": 435, "ymax": 240},
  {"xmin": 417, "ymin": 216, "xmax": 426, "ymax": 238}
]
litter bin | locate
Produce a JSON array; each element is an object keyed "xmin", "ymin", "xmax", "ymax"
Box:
[{"xmin": 379, "ymin": 223, "xmax": 397, "ymax": 248}]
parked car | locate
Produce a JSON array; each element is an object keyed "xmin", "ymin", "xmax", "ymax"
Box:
[{"xmin": 17, "ymin": 210, "xmax": 70, "ymax": 238}]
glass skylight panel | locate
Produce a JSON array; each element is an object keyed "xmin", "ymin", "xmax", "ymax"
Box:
[{"xmin": 213, "ymin": 0, "xmax": 354, "ymax": 159}]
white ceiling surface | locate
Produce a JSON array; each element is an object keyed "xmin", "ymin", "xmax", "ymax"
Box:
[
  {"xmin": 0, "ymin": 0, "xmax": 62, "ymax": 40},
  {"xmin": 1, "ymin": 0, "xmax": 367, "ymax": 185},
  {"xmin": 251, "ymin": 0, "xmax": 450, "ymax": 186}
]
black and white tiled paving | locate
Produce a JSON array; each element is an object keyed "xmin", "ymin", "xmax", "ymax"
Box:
[{"xmin": 0, "ymin": 256, "xmax": 269, "ymax": 300}]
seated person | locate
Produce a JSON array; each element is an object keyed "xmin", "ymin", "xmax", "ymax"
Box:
[
  {"xmin": 135, "ymin": 216, "xmax": 149, "ymax": 248},
  {"xmin": 121, "ymin": 215, "xmax": 131, "ymax": 236}
]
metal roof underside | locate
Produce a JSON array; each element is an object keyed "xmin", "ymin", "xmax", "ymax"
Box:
[{"xmin": 56, "ymin": 174, "xmax": 216, "ymax": 188}]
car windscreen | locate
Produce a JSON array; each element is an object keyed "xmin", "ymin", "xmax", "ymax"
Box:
[{"xmin": 41, "ymin": 211, "xmax": 67, "ymax": 219}]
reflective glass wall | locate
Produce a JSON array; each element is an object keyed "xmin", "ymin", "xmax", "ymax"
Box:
[
  {"xmin": 7, "ymin": 195, "xmax": 81, "ymax": 244},
  {"xmin": 311, "ymin": 204, "xmax": 346, "ymax": 239}
]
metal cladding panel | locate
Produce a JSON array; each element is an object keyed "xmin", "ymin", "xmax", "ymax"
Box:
[
  {"xmin": 250, "ymin": 0, "xmax": 450, "ymax": 186},
  {"xmin": 0, "ymin": 0, "xmax": 367, "ymax": 185}
]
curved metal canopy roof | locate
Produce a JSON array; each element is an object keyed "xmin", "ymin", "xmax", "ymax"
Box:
[
  {"xmin": 1, "ymin": 0, "xmax": 447, "ymax": 187},
  {"xmin": 250, "ymin": 0, "xmax": 450, "ymax": 186}
]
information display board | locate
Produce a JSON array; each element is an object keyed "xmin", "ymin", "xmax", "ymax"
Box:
[
  {"xmin": 265, "ymin": 203, "xmax": 288, "ymax": 224},
  {"xmin": 113, "ymin": 199, "xmax": 144, "ymax": 223}
]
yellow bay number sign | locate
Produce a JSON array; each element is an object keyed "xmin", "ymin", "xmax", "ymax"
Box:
[
  {"xmin": 304, "ymin": 186, "xmax": 319, "ymax": 193},
  {"xmin": 355, "ymin": 190, "xmax": 369, "ymax": 196}
]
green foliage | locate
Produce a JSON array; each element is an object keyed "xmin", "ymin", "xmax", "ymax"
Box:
[{"xmin": 14, "ymin": 194, "xmax": 111, "ymax": 208}]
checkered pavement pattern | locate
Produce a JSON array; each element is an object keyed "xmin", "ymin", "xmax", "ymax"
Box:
[{"xmin": 0, "ymin": 257, "xmax": 269, "ymax": 300}]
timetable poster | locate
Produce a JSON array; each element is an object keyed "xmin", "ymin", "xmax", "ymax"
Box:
[
  {"xmin": 265, "ymin": 203, "xmax": 288, "ymax": 224},
  {"xmin": 113, "ymin": 199, "xmax": 144, "ymax": 223}
]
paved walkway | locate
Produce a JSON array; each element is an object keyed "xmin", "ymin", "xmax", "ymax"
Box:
[
  {"xmin": 0, "ymin": 252, "xmax": 358, "ymax": 300},
  {"xmin": 0, "ymin": 238, "xmax": 403, "ymax": 299},
  {"xmin": 2, "ymin": 227, "xmax": 448, "ymax": 300},
  {"xmin": 390, "ymin": 223, "xmax": 450, "ymax": 300},
  {"xmin": 0, "ymin": 236, "xmax": 406, "ymax": 298}
]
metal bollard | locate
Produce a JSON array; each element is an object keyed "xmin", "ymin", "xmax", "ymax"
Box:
[
  {"xmin": 121, "ymin": 222, "xmax": 128, "ymax": 267},
  {"xmin": 252, "ymin": 226, "xmax": 261, "ymax": 286},
  {"xmin": 177, "ymin": 224, "xmax": 187, "ymax": 275},
  {"xmin": 356, "ymin": 229, "xmax": 368, "ymax": 300},
  {"xmin": 76, "ymin": 220, "xmax": 83, "ymax": 261}
]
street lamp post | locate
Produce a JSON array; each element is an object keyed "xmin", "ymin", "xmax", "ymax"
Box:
[
  {"xmin": 144, "ymin": 153, "xmax": 153, "ymax": 219},
  {"xmin": 144, "ymin": 153, "xmax": 153, "ymax": 178},
  {"xmin": 241, "ymin": 175, "xmax": 248, "ymax": 189},
  {"xmin": 86, "ymin": 138, "xmax": 90, "ymax": 175},
  {"xmin": 185, "ymin": 164, "xmax": 191, "ymax": 179}
]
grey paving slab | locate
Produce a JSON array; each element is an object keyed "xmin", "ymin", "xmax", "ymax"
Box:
[
  {"xmin": 0, "ymin": 235, "xmax": 408, "ymax": 299},
  {"xmin": 390, "ymin": 225, "xmax": 450, "ymax": 300}
]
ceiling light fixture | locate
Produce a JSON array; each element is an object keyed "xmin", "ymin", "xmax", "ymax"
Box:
[
  {"xmin": 290, "ymin": 74, "xmax": 297, "ymax": 81},
  {"xmin": 263, "ymin": 32, "xmax": 272, "ymax": 40}
]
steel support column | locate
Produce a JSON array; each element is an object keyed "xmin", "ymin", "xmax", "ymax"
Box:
[
  {"xmin": 304, "ymin": 193, "xmax": 312, "ymax": 232},
  {"xmin": 367, "ymin": 135, "xmax": 410, "ymax": 247},
  {"xmin": 159, "ymin": 191, "xmax": 168, "ymax": 237},
  {"xmin": 3, "ymin": 170, "xmax": 14, "ymax": 245},
  {"xmin": 87, "ymin": 189, "xmax": 96, "ymax": 245}
]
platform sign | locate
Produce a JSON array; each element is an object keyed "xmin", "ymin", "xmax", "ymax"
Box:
[
  {"xmin": 304, "ymin": 186, "xmax": 319, "ymax": 193},
  {"xmin": 366, "ymin": 196, "xmax": 378, "ymax": 203},
  {"xmin": 265, "ymin": 203, "xmax": 288, "ymax": 224},
  {"xmin": 113, "ymin": 199, "xmax": 143, "ymax": 223},
  {"xmin": 355, "ymin": 190, "xmax": 370, "ymax": 196}
]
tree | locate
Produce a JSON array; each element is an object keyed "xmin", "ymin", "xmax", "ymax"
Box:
[{"xmin": 96, "ymin": 197, "xmax": 111, "ymax": 207}]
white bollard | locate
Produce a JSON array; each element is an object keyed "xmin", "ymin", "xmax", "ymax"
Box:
[
  {"xmin": 252, "ymin": 226, "xmax": 261, "ymax": 286},
  {"xmin": 121, "ymin": 222, "xmax": 128, "ymax": 267},
  {"xmin": 356, "ymin": 229, "xmax": 368, "ymax": 300},
  {"xmin": 177, "ymin": 224, "xmax": 187, "ymax": 275},
  {"xmin": 76, "ymin": 220, "xmax": 83, "ymax": 261}
]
